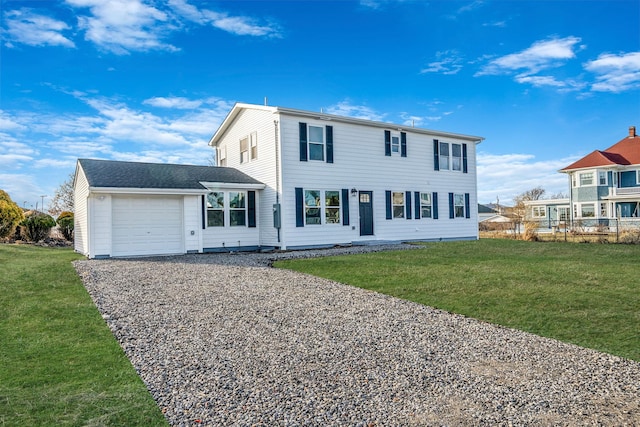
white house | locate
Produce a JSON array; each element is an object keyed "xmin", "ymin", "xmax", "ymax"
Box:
[{"xmin": 74, "ymin": 103, "xmax": 483, "ymax": 258}]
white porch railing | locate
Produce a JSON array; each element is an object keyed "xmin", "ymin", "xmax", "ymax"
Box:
[{"xmin": 610, "ymin": 187, "xmax": 640, "ymax": 196}]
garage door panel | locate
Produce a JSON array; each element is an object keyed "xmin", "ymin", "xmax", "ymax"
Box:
[{"xmin": 112, "ymin": 196, "xmax": 184, "ymax": 256}]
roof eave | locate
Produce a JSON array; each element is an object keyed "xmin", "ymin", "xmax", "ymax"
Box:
[{"xmin": 88, "ymin": 187, "xmax": 210, "ymax": 195}]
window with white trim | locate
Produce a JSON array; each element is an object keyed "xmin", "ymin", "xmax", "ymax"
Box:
[
  {"xmin": 579, "ymin": 172, "xmax": 594, "ymax": 186},
  {"xmin": 598, "ymin": 171, "xmax": 607, "ymax": 185},
  {"xmin": 240, "ymin": 136, "xmax": 249, "ymax": 163},
  {"xmin": 304, "ymin": 190, "xmax": 321, "ymax": 225},
  {"xmin": 600, "ymin": 202, "xmax": 607, "ymax": 217},
  {"xmin": 451, "ymin": 143, "xmax": 462, "ymax": 171},
  {"xmin": 391, "ymin": 135, "xmax": 400, "ymax": 154},
  {"xmin": 229, "ymin": 192, "xmax": 246, "ymax": 226},
  {"xmin": 218, "ymin": 146, "xmax": 227, "ymax": 167},
  {"xmin": 439, "ymin": 142, "xmax": 449, "ymax": 170},
  {"xmin": 572, "ymin": 174, "xmax": 576, "ymax": 187},
  {"xmin": 392, "ymin": 192, "xmax": 405, "ymax": 219},
  {"xmin": 454, "ymin": 193, "xmax": 465, "ymax": 218},
  {"xmin": 308, "ymin": 125, "xmax": 325, "ymax": 161},
  {"xmin": 531, "ymin": 206, "xmax": 546, "ymax": 218},
  {"xmin": 206, "ymin": 192, "xmax": 224, "ymax": 227},
  {"xmin": 637, "ymin": 170, "xmax": 640, "ymax": 184},
  {"xmin": 325, "ymin": 191, "xmax": 341, "ymax": 224},
  {"xmin": 250, "ymin": 132, "xmax": 257, "ymax": 160},
  {"xmin": 558, "ymin": 207, "xmax": 570, "ymax": 221},
  {"xmin": 420, "ymin": 193, "xmax": 432, "ymax": 218},
  {"xmin": 581, "ymin": 203, "xmax": 595, "ymax": 217}
]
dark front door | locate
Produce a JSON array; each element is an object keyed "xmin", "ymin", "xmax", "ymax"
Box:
[{"xmin": 359, "ymin": 191, "xmax": 374, "ymax": 236}]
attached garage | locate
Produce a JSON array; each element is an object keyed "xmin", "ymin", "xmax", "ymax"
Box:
[
  {"xmin": 111, "ymin": 196, "xmax": 183, "ymax": 257},
  {"xmin": 74, "ymin": 159, "xmax": 265, "ymax": 259}
]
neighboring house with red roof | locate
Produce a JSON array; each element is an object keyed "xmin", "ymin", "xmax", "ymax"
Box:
[{"xmin": 525, "ymin": 126, "xmax": 639, "ymax": 230}]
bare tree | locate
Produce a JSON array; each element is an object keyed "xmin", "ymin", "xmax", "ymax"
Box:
[
  {"xmin": 512, "ymin": 186, "xmax": 546, "ymax": 233},
  {"xmin": 48, "ymin": 172, "xmax": 75, "ymax": 216}
]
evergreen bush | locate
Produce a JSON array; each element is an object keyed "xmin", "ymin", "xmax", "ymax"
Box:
[
  {"xmin": 56, "ymin": 211, "xmax": 74, "ymax": 241},
  {"xmin": 21, "ymin": 211, "xmax": 56, "ymax": 242},
  {"xmin": 0, "ymin": 190, "xmax": 24, "ymax": 239}
]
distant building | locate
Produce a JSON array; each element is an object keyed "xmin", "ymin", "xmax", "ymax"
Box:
[{"xmin": 525, "ymin": 126, "xmax": 639, "ymax": 230}]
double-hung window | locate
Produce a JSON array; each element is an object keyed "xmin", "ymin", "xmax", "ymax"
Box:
[
  {"xmin": 325, "ymin": 191, "xmax": 341, "ymax": 224},
  {"xmin": 598, "ymin": 171, "xmax": 607, "ymax": 185},
  {"xmin": 304, "ymin": 190, "xmax": 321, "ymax": 224},
  {"xmin": 531, "ymin": 206, "xmax": 546, "ymax": 218},
  {"xmin": 391, "ymin": 135, "xmax": 400, "ymax": 154},
  {"xmin": 392, "ymin": 192, "xmax": 405, "ymax": 219},
  {"xmin": 439, "ymin": 142, "xmax": 450, "ymax": 170},
  {"xmin": 453, "ymin": 193, "xmax": 465, "ymax": 218},
  {"xmin": 308, "ymin": 126, "xmax": 325, "ymax": 161},
  {"xmin": 420, "ymin": 193, "xmax": 432, "ymax": 218},
  {"xmin": 218, "ymin": 146, "xmax": 227, "ymax": 167},
  {"xmin": 240, "ymin": 137, "xmax": 249, "ymax": 163},
  {"xmin": 580, "ymin": 172, "xmax": 594, "ymax": 186},
  {"xmin": 250, "ymin": 132, "xmax": 257, "ymax": 160},
  {"xmin": 206, "ymin": 192, "xmax": 224, "ymax": 227},
  {"xmin": 451, "ymin": 144, "xmax": 462, "ymax": 171},
  {"xmin": 229, "ymin": 192, "xmax": 246, "ymax": 226}
]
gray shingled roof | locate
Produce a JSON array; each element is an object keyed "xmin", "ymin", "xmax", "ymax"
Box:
[{"xmin": 78, "ymin": 159, "xmax": 263, "ymax": 190}]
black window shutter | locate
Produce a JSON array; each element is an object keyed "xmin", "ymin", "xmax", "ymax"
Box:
[
  {"xmin": 433, "ymin": 139, "xmax": 440, "ymax": 170},
  {"xmin": 462, "ymin": 143, "xmax": 468, "ymax": 173},
  {"xmin": 384, "ymin": 130, "xmax": 391, "ymax": 156},
  {"xmin": 433, "ymin": 192, "xmax": 439, "ymax": 219},
  {"xmin": 385, "ymin": 190, "xmax": 392, "ymax": 219},
  {"xmin": 406, "ymin": 191, "xmax": 412, "ymax": 219},
  {"xmin": 465, "ymin": 193, "xmax": 470, "ymax": 219},
  {"xmin": 295, "ymin": 187, "xmax": 304, "ymax": 227},
  {"xmin": 326, "ymin": 125, "xmax": 334, "ymax": 163},
  {"xmin": 248, "ymin": 191, "xmax": 256, "ymax": 227},
  {"xmin": 401, "ymin": 132, "xmax": 407, "ymax": 157},
  {"xmin": 299, "ymin": 122, "xmax": 308, "ymax": 162},
  {"xmin": 414, "ymin": 191, "xmax": 420, "ymax": 219},
  {"xmin": 342, "ymin": 188, "xmax": 349, "ymax": 225},
  {"xmin": 201, "ymin": 195, "xmax": 206, "ymax": 229},
  {"xmin": 449, "ymin": 193, "xmax": 455, "ymax": 219}
]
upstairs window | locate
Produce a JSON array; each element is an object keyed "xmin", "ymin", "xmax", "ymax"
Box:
[
  {"xmin": 598, "ymin": 171, "xmax": 607, "ymax": 185},
  {"xmin": 308, "ymin": 126, "xmax": 325, "ymax": 161},
  {"xmin": 250, "ymin": 132, "xmax": 257, "ymax": 160},
  {"xmin": 229, "ymin": 192, "xmax": 246, "ymax": 226},
  {"xmin": 439, "ymin": 142, "xmax": 450, "ymax": 170},
  {"xmin": 240, "ymin": 137, "xmax": 249, "ymax": 163},
  {"xmin": 206, "ymin": 192, "xmax": 224, "ymax": 227},
  {"xmin": 218, "ymin": 146, "xmax": 227, "ymax": 167},
  {"xmin": 391, "ymin": 135, "xmax": 400, "ymax": 153},
  {"xmin": 579, "ymin": 172, "xmax": 594, "ymax": 186},
  {"xmin": 385, "ymin": 131, "xmax": 407, "ymax": 157},
  {"xmin": 451, "ymin": 143, "xmax": 462, "ymax": 171}
]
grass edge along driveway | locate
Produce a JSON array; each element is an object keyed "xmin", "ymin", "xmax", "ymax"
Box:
[
  {"xmin": 0, "ymin": 244, "xmax": 167, "ymax": 426},
  {"xmin": 275, "ymin": 239, "xmax": 640, "ymax": 362}
]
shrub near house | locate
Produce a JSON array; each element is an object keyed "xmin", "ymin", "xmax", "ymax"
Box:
[{"xmin": 21, "ymin": 211, "xmax": 56, "ymax": 242}]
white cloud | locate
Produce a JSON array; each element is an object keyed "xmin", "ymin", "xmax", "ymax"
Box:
[
  {"xmin": 3, "ymin": 8, "xmax": 75, "ymax": 48},
  {"xmin": 66, "ymin": 0, "xmax": 179, "ymax": 54},
  {"xmin": 0, "ymin": 173, "xmax": 45, "ymax": 208},
  {"xmin": 477, "ymin": 152, "xmax": 577, "ymax": 205},
  {"xmin": 0, "ymin": 111, "xmax": 27, "ymax": 131},
  {"xmin": 324, "ymin": 101, "xmax": 386, "ymax": 121},
  {"xmin": 169, "ymin": 0, "xmax": 281, "ymax": 37},
  {"xmin": 584, "ymin": 51, "xmax": 640, "ymax": 93},
  {"xmin": 143, "ymin": 96, "xmax": 203, "ymax": 109},
  {"xmin": 477, "ymin": 36, "xmax": 582, "ymax": 76},
  {"xmin": 420, "ymin": 50, "xmax": 464, "ymax": 75}
]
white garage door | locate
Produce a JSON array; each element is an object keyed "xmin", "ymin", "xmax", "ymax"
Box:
[{"xmin": 112, "ymin": 196, "xmax": 184, "ymax": 257}]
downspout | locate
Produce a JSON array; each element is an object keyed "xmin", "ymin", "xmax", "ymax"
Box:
[{"xmin": 274, "ymin": 119, "xmax": 281, "ymax": 243}]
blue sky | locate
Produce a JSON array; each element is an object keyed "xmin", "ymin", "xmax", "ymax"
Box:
[{"xmin": 1, "ymin": 0, "xmax": 639, "ymax": 210}]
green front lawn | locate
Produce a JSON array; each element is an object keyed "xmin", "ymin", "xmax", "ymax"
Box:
[
  {"xmin": 0, "ymin": 245, "xmax": 167, "ymax": 426},
  {"xmin": 275, "ymin": 239, "xmax": 640, "ymax": 361}
]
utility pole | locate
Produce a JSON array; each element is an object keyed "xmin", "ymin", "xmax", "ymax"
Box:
[{"xmin": 40, "ymin": 195, "xmax": 47, "ymax": 212}]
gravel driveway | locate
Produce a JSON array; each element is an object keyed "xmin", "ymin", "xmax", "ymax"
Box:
[{"xmin": 74, "ymin": 246, "xmax": 640, "ymax": 426}]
